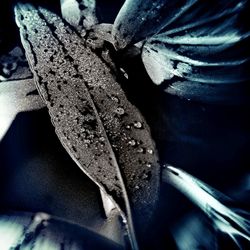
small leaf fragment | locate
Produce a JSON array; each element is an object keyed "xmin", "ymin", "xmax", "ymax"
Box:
[{"xmin": 60, "ymin": 0, "xmax": 98, "ymax": 32}]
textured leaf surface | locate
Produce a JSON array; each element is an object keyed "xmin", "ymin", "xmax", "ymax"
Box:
[
  {"xmin": 112, "ymin": 0, "xmax": 247, "ymax": 48},
  {"xmin": 60, "ymin": 0, "xmax": 98, "ymax": 32},
  {"xmin": 15, "ymin": 4, "xmax": 160, "ymax": 247}
]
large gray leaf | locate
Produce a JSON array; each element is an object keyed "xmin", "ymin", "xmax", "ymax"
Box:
[
  {"xmin": 15, "ymin": 4, "xmax": 160, "ymax": 249},
  {"xmin": 0, "ymin": 46, "xmax": 32, "ymax": 82},
  {"xmin": 112, "ymin": 0, "xmax": 247, "ymax": 48}
]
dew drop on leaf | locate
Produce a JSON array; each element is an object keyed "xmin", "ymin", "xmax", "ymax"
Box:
[
  {"xmin": 128, "ymin": 140, "xmax": 136, "ymax": 146},
  {"xmin": 147, "ymin": 149, "xmax": 153, "ymax": 154},
  {"xmin": 133, "ymin": 121, "xmax": 142, "ymax": 129},
  {"xmin": 115, "ymin": 107, "xmax": 125, "ymax": 115}
]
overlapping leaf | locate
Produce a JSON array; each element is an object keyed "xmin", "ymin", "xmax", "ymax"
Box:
[
  {"xmin": 164, "ymin": 166, "xmax": 250, "ymax": 249},
  {"xmin": 15, "ymin": 4, "xmax": 160, "ymax": 248},
  {"xmin": 112, "ymin": 0, "xmax": 198, "ymax": 49},
  {"xmin": 113, "ymin": 0, "xmax": 250, "ymax": 99}
]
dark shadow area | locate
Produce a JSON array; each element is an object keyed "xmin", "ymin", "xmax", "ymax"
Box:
[
  {"xmin": 117, "ymin": 51, "xmax": 250, "ymax": 249},
  {"xmin": 0, "ymin": 109, "xmax": 104, "ymax": 228},
  {"xmin": 96, "ymin": 0, "xmax": 125, "ymax": 24}
]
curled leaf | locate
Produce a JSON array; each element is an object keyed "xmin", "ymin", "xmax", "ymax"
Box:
[
  {"xmin": 15, "ymin": 4, "xmax": 160, "ymax": 248},
  {"xmin": 142, "ymin": 0, "xmax": 250, "ymax": 86}
]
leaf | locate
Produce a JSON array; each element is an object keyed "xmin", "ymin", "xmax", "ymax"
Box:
[
  {"xmin": 141, "ymin": 0, "xmax": 250, "ymax": 86},
  {"xmin": 163, "ymin": 165, "xmax": 250, "ymax": 248},
  {"xmin": 112, "ymin": 0, "xmax": 198, "ymax": 49},
  {"xmin": 60, "ymin": 1, "xmax": 115, "ymax": 49},
  {"xmin": 60, "ymin": 0, "xmax": 98, "ymax": 32},
  {"xmin": 0, "ymin": 211, "xmax": 123, "ymax": 250},
  {"xmin": 15, "ymin": 4, "xmax": 160, "ymax": 248},
  {"xmin": 60, "ymin": 1, "xmax": 122, "ymax": 226},
  {"xmin": 160, "ymin": 80, "xmax": 250, "ymax": 104}
]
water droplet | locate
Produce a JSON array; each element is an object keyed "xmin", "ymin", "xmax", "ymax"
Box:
[
  {"xmin": 126, "ymin": 125, "xmax": 131, "ymax": 129},
  {"xmin": 99, "ymin": 136, "xmax": 105, "ymax": 141},
  {"xmin": 146, "ymin": 163, "xmax": 152, "ymax": 168},
  {"xmin": 137, "ymin": 148, "xmax": 145, "ymax": 153},
  {"xmin": 147, "ymin": 149, "xmax": 153, "ymax": 154},
  {"xmin": 84, "ymin": 139, "xmax": 91, "ymax": 144},
  {"xmin": 142, "ymin": 173, "xmax": 148, "ymax": 180},
  {"xmin": 135, "ymin": 185, "xmax": 140, "ymax": 190},
  {"xmin": 128, "ymin": 140, "xmax": 136, "ymax": 146},
  {"xmin": 111, "ymin": 95, "xmax": 119, "ymax": 103},
  {"xmin": 134, "ymin": 121, "xmax": 142, "ymax": 128},
  {"xmin": 89, "ymin": 134, "xmax": 95, "ymax": 139},
  {"xmin": 115, "ymin": 107, "xmax": 125, "ymax": 115}
]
